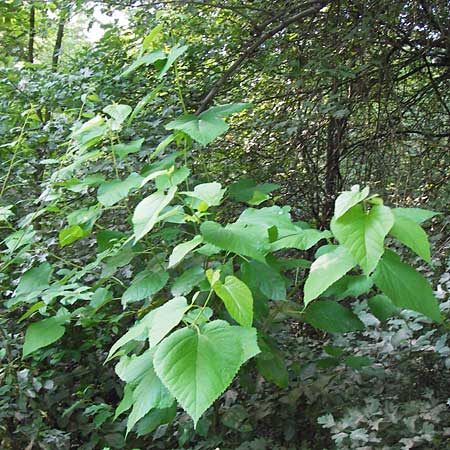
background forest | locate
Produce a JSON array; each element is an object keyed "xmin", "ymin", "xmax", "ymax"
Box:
[{"xmin": 0, "ymin": 0, "xmax": 449, "ymax": 449}]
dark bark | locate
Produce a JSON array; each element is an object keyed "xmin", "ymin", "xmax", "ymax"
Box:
[
  {"xmin": 52, "ymin": 11, "xmax": 67, "ymax": 71},
  {"xmin": 27, "ymin": 5, "xmax": 36, "ymax": 63}
]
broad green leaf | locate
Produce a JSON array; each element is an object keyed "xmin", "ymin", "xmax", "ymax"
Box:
[
  {"xmin": 112, "ymin": 138, "xmax": 145, "ymax": 159},
  {"xmin": 367, "ymin": 294, "xmax": 398, "ymax": 321},
  {"xmin": 237, "ymin": 205, "xmax": 295, "ymax": 236},
  {"xmin": 97, "ymin": 173, "xmax": 143, "ymax": 206},
  {"xmin": 59, "ymin": 224, "xmax": 85, "ymax": 247},
  {"xmin": 155, "ymin": 166, "xmax": 190, "ymax": 190},
  {"xmin": 334, "ymin": 185, "xmax": 370, "ymax": 219},
  {"xmin": 18, "ymin": 301, "xmax": 46, "ymax": 323},
  {"xmin": 136, "ymin": 403, "xmax": 177, "ymax": 437},
  {"xmin": 373, "ymin": 250, "xmax": 442, "ymax": 322},
  {"xmin": 168, "ymin": 235, "xmax": 203, "ymax": 268},
  {"xmin": 200, "ymin": 221, "xmax": 269, "ymax": 261},
  {"xmin": 212, "ymin": 276, "xmax": 253, "ymax": 327},
  {"xmin": 120, "ymin": 49, "xmax": 166, "ymax": 78},
  {"xmin": 165, "ymin": 103, "xmax": 251, "ymax": 146},
  {"xmin": 128, "ymin": 85, "xmax": 163, "ymax": 125},
  {"xmin": 270, "ymin": 229, "xmax": 331, "ymax": 252},
  {"xmin": 108, "ymin": 319, "xmax": 148, "ymax": 361},
  {"xmin": 141, "ymin": 24, "xmax": 163, "ymax": 53},
  {"xmin": 15, "ymin": 262, "xmax": 53, "ymax": 298},
  {"xmin": 154, "ymin": 320, "xmax": 259, "ymax": 426},
  {"xmin": 146, "ymin": 296, "xmax": 188, "ymax": 347},
  {"xmin": 67, "ymin": 205, "xmax": 101, "ymax": 231},
  {"xmin": 241, "ymin": 260, "xmax": 286, "ymax": 300},
  {"xmin": 303, "ymin": 300, "xmax": 365, "ymax": 333},
  {"xmin": 4, "ymin": 227, "xmax": 35, "ymax": 252},
  {"xmin": 303, "ymin": 245, "xmax": 356, "ymax": 305},
  {"xmin": 331, "ymin": 204, "xmax": 394, "ymax": 274},
  {"xmin": 229, "ymin": 178, "xmax": 279, "ymax": 205},
  {"xmin": 96, "ymin": 230, "xmax": 125, "ymax": 252},
  {"xmin": 165, "ymin": 112, "xmax": 227, "ymax": 146},
  {"xmin": 103, "ymin": 104, "xmax": 132, "ymax": 126},
  {"xmin": 345, "ymin": 356, "xmax": 373, "ymax": 370},
  {"xmin": 390, "ymin": 210, "xmax": 431, "ymax": 262},
  {"xmin": 181, "ymin": 182, "xmax": 226, "ymax": 209},
  {"xmin": 322, "ymin": 275, "xmax": 373, "ymax": 301},
  {"xmin": 0, "ymin": 205, "xmax": 14, "ymax": 221},
  {"xmin": 133, "ymin": 187, "xmax": 177, "ymax": 241},
  {"xmin": 206, "ymin": 103, "xmax": 252, "ymax": 117},
  {"xmin": 72, "ymin": 115, "xmax": 107, "ymax": 149},
  {"xmin": 115, "ymin": 349, "xmax": 153, "ymax": 383},
  {"xmin": 23, "ymin": 317, "xmax": 66, "ymax": 357},
  {"xmin": 393, "ymin": 207, "xmax": 439, "ymax": 224},
  {"xmin": 170, "ymin": 266, "xmax": 205, "ymax": 296},
  {"xmin": 158, "ymin": 44, "xmax": 189, "ymax": 79},
  {"xmin": 114, "ymin": 384, "xmax": 134, "ymax": 420},
  {"xmin": 256, "ymin": 339, "xmax": 288, "ymax": 388},
  {"xmin": 127, "ymin": 367, "xmax": 174, "ymax": 434},
  {"xmin": 122, "ymin": 270, "xmax": 169, "ymax": 306}
]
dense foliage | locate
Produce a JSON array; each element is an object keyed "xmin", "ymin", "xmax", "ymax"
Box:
[{"xmin": 0, "ymin": 1, "xmax": 449, "ymax": 449}]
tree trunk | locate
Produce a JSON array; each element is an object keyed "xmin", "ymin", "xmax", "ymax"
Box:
[
  {"xmin": 27, "ymin": 5, "xmax": 36, "ymax": 63},
  {"xmin": 52, "ymin": 11, "xmax": 67, "ymax": 71}
]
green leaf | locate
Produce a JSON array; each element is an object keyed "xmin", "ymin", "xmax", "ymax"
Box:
[
  {"xmin": 115, "ymin": 349, "xmax": 154, "ymax": 383},
  {"xmin": 23, "ymin": 317, "xmax": 66, "ymax": 357},
  {"xmin": 133, "ymin": 187, "xmax": 177, "ymax": 241},
  {"xmin": 256, "ymin": 339, "xmax": 288, "ymax": 388},
  {"xmin": 127, "ymin": 367, "xmax": 174, "ymax": 434},
  {"xmin": 345, "ymin": 356, "xmax": 373, "ymax": 370},
  {"xmin": 136, "ymin": 403, "xmax": 177, "ymax": 436},
  {"xmin": 141, "ymin": 24, "xmax": 163, "ymax": 53},
  {"xmin": 212, "ymin": 276, "xmax": 253, "ymax": 327},
  {"xmin": 270, "ymin": 229, "xmax": 331, "ymax": 252},
  {"xmin": 170, "ymin": 266, "xmax": 205, "ymax": 296},
  {"xmin": 303, "ymin": 300, "xmax": 364, "ymax": 333},
  {"xmin": 108, "ymin": 321, "xmax": 148, "ymax": 361},
  {"xmin": 158, "ymin": 44, "xmax": 189, "ymax": 79},
  {"xmin": 165, "ymin": 103, "xmax": 251, "ymax": 146},
  {"xmin": 59, "ymin": 224, "xmax": 85, "ymax": 247},
  {"xmin": 237, "ymin": 205, "xmax": 295, "ymax": 236},
  {"xmin": 367, "ymin": 294, "xmax": 398, "ymax": 321},
  {"xmin": 322, "ymin": 275, "xmax": 373, "ymax": 301},
  {"xmin": 154, "ymin": 320, "xmax": 259, "ymax": 426},
  {"xmin": 0, "ymin": 205, "xmax": 14, "ymax": 221},
  {"xmin": 97, "ymin": 173, "xmax": 143, "ymax": 207},
  {"xmin": 393, "ymin": 207, "xmax": 439, "ymax": 224},
  {"xmin": 200, "ymin": 221, "xmax": 269, "ymax": 262},
  {"xmin": 181, "ymin": 182, "xmax": 226, "ymax": 209},
  {"xmin": 114, "ymin": 384, "xmax": 134, "ymax": 420},
  {"xmin": 122, "ymin": 270, "xmax": 169, "ymax": 306},
  {"xmin": 390, "ymin": 210, "xmax": 431, "ymax": 262},
  {"xmin": 229, "ymin": 178, "xmax": 279, "ymax": 205},
  {"xmin": 128, "ymin": 85, "xmax": 163, "ymax": 125},
  {"xmin": 331, "ymin": 204, "xmax": 394, "ymax": 274},
  {"xmin": 146, "ymin": 296, "xmax": 188, "ymax": 347},
  {"xmin": 15, "ymin": 262, "xmax": 53, "ymax": 298},
  {"xmin": 112, "ymin": 138, "xmax": 145, "ymax": 159},
  {"xmin": 103, "ymin": 104, "xmax": 132, "ymax": 126},
  {"xmin": 120, "ymin": 49, "xmax": 166, "ymax": 78},
  {"xmin": 168, "ymin": 235, "xmax": 203, "ymax": 268},
  {"xmin": 303, "ymin": 245, "xmax": 356, "ymax": 305},
  {"xmin": 241, "ymin": 260, "xmax": 286, "ymax": 300},
  {"xmin": 334, "ymin": 185, "xmax": 370, "ymax": 219},
  {"xmin": 373, "ymin": 250, "xmax": 442, "ymax": 322},
  {"xmin": 72, "ymin": 115, "xmax": 107, "ymax": 149}
]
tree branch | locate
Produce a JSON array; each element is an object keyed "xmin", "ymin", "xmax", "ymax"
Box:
[{"xmin": 195, "ymin": 1, "xmax": 329, "ymax": 114}]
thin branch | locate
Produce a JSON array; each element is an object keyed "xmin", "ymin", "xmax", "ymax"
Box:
[{"xmin": 195, "ymin": 1, "xmax": 329, "ymax": 114}]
